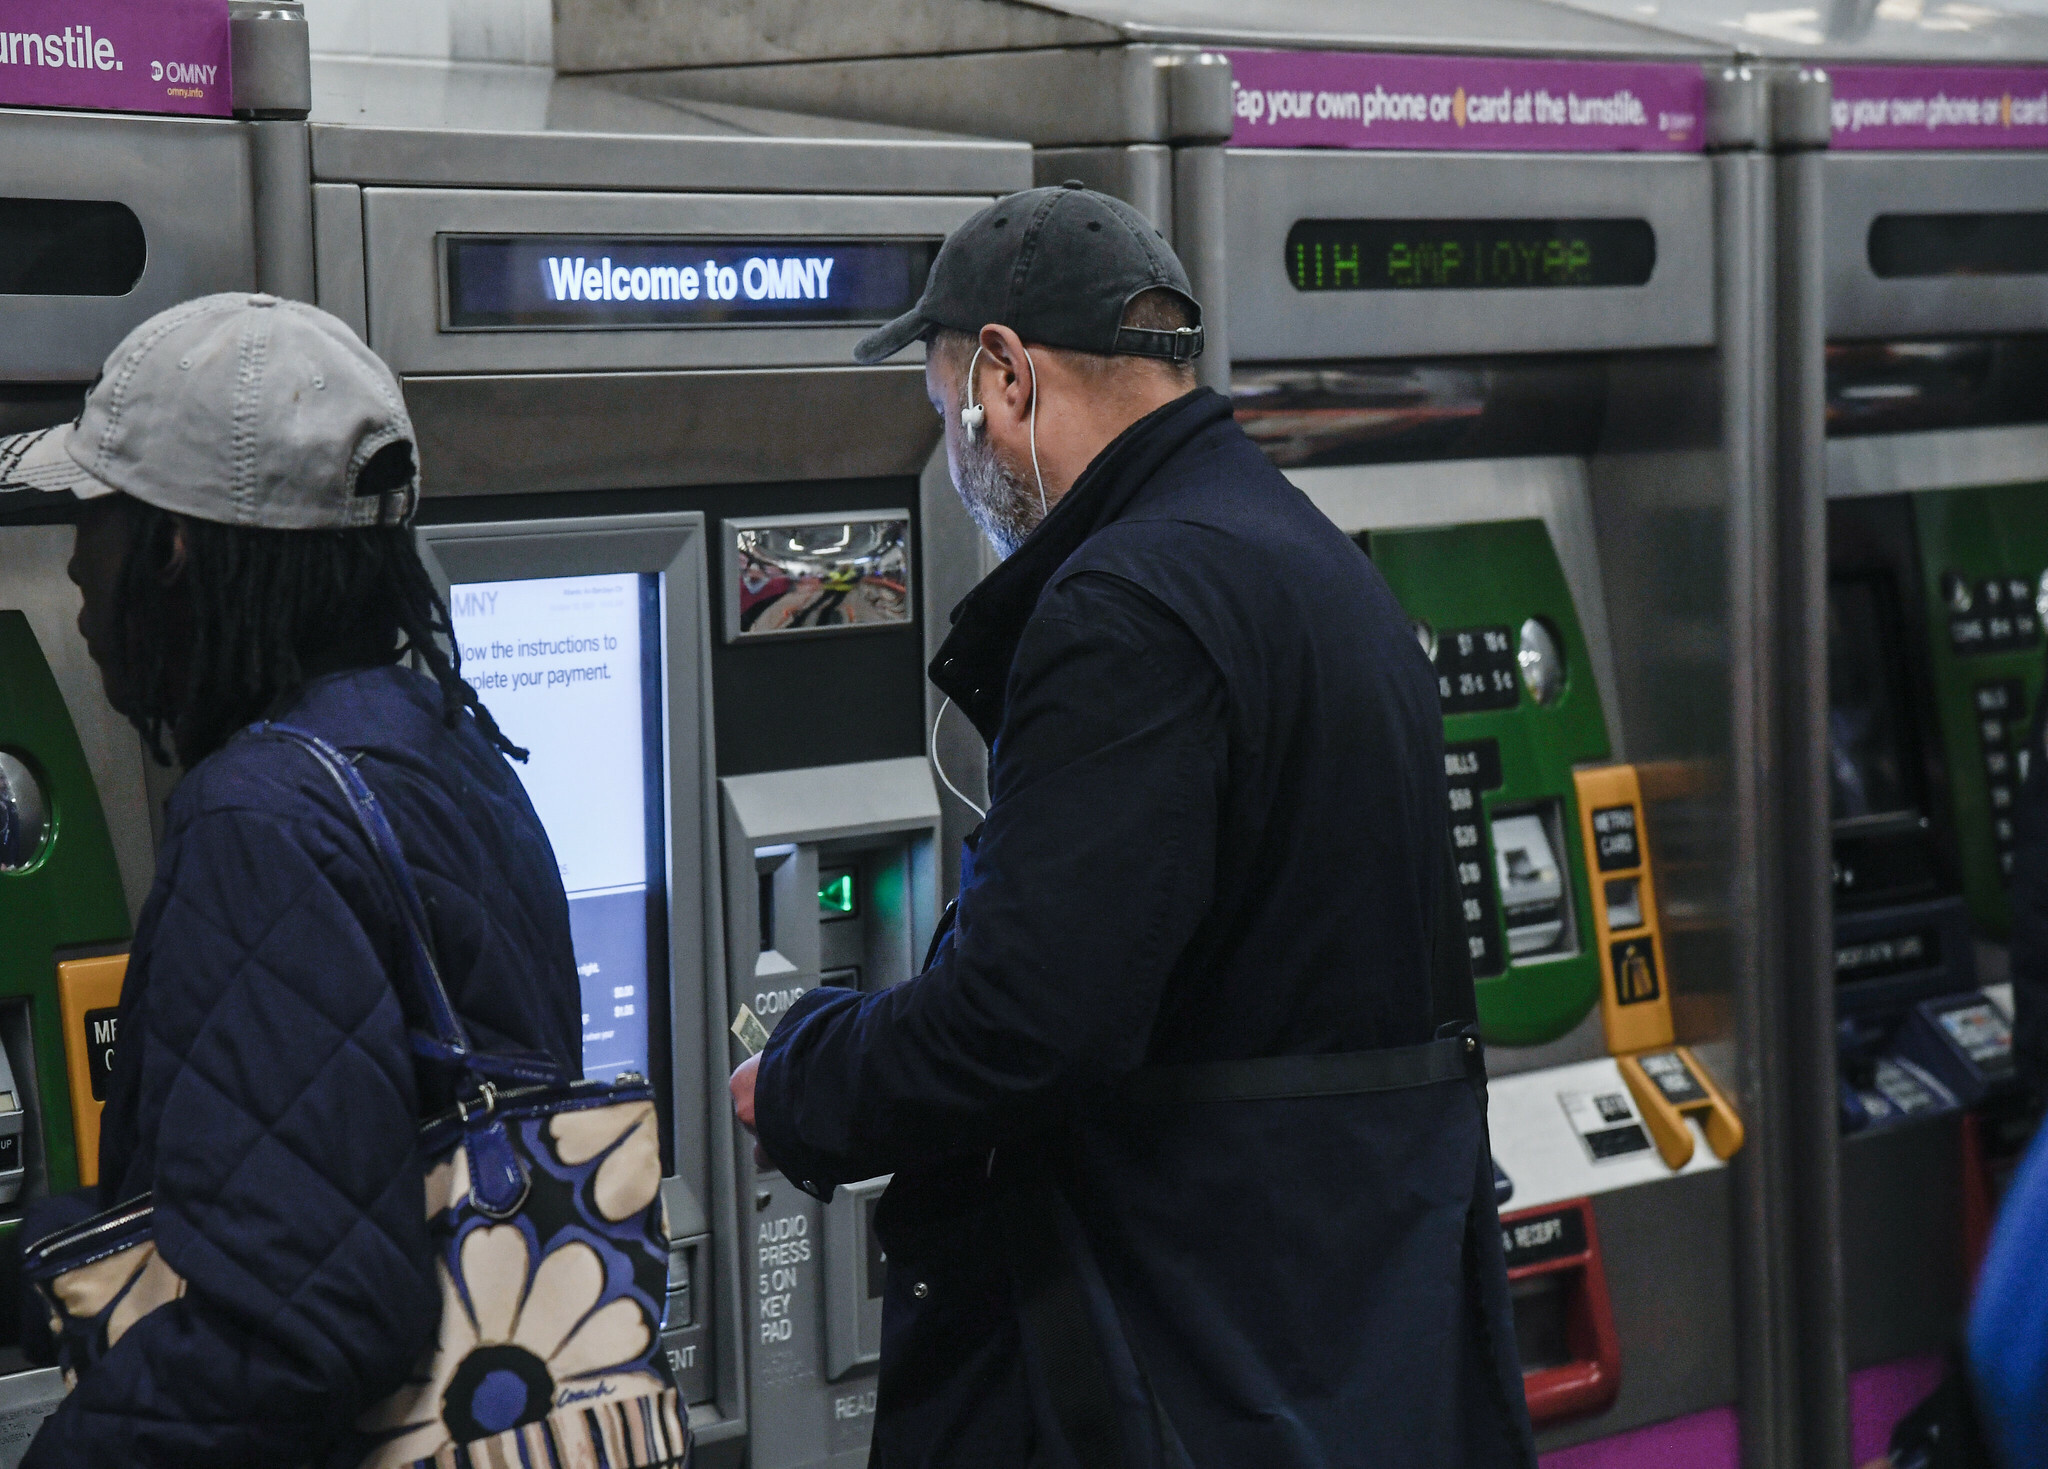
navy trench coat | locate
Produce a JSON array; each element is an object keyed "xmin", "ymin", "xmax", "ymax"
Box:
[{"xmin": 756, "ymin": 389, "xmax": 1536, "ymax": 1469}]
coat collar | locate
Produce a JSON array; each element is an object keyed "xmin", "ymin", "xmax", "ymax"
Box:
[{"xmin": 930, "ymin": 386, "xmax": 1234, "ymax": 741}]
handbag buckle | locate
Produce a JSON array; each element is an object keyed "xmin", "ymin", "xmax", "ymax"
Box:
[{"xmin": 456, "ymin": 1080, "xmax": 499, "ymax": 1124}]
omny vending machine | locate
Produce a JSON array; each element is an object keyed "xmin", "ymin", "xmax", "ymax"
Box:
[
  {"xmin": 1815, "ymin": 45, "xmax": 2048, "ymax": 1452},
  {"xmin": 315, "ymin": 62, "xmax": 1029, "ymax": 1467},
  {"xmin": 1176, "ymin": 44, "xmax": 1788, "ymax": 1469}
]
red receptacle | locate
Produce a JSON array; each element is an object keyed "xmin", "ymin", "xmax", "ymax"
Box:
[{"xmin": 1499, "ymin": 1197, "xmax": 1622, "ymax": 1425}]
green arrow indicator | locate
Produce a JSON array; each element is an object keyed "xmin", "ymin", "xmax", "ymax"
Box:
[{"xmin": 819, "ymin": 872, "xmax": 855, "ymax": 916}]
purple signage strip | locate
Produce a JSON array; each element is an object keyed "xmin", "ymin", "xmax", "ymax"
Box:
[
  {"xmin": 1831, "ymin": 65, "xmax": 2048, "ymax": 150},
  {"xmin": 0, "ymin": 0, "xmax": 231, "ymax": 119},
  {"xmin": 1227, "ymin": 50, "xmax": 1706, "ymax": 154}
]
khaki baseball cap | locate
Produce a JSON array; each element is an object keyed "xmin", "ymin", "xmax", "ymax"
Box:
[{"xmin": 0, "ymin": 292, "xmax": 419, "ymax": 529}]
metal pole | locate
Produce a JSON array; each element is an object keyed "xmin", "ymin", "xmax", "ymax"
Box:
[
  {"xmin": 230, "ymin": 2, "xmax": 315, "ymax": 302},
  {"xmin": 1706, "ymin": 64, "xmax": 1805, "ymax": 1466},
  {"xmin": 1168, "ymin": 52, "xmax": 1234, "ymax": 396},
  {"xmin": 1772, "ymin": 64, "xmax": 1848, "ymax": 1469},
  {"xmin": 249, "ymin": 123, "xmax": 316, "ymax": 302}
]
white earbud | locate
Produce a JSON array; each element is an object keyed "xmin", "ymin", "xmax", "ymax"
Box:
[
  {"xmin": 958, "ymin": 339, "xmax": 1048, "ymax": 521},
  {"xmin": 960, "ymin": 344, "xmax": 987, "ymax": 440}
]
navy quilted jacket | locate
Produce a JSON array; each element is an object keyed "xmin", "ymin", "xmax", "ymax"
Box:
[{"xmin": 22, "ymin": 664, "xmax": 581, "ymax": 1468}]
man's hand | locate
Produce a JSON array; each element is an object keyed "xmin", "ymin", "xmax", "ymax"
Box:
[
  {"xmin": 730, "ymin": 1053, "xmax": 760, "ymax": 1129},
  {"xmin": 730, "ymin": 1054, "xmax": 772, "ymax": 1170}
]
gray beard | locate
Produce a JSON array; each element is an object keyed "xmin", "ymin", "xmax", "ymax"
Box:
[{"xmin": 956, "ymin": 433, "xmax": 1045, "ymax": 561}]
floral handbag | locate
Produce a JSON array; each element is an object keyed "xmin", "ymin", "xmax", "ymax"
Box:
[{"xmin": 23, "ymin": 725, "xmax": 691, "ymax": 1469}]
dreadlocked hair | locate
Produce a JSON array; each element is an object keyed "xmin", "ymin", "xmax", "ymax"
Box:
[{"xmin": 114, "ymin": 452, "xmax": 525, "ymax": 769}]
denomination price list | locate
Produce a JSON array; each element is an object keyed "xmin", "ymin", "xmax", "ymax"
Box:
[
  {"xmin": 1435, "ymin": 626, "xmax": 1521, "ymax": 715},
  {"xmin": 1975, "ymin": 679, "xmax": 2030, "ymax": 883},
  {"xmin": 1949, "ymin": 575, "xmax": 2042, "ymax": 656},
  {"xmin": 1445, "ymin": 739, "xmax": 1505, "ymax": 978}
]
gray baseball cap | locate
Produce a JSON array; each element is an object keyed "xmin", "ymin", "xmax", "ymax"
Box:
[
  {"xmin": 854, "ymin": 181, "xmax": 1204, "ymax": 366},
  {"xmin": 0, "ymin": 292, "xmax": 419, "ymax": 529}
]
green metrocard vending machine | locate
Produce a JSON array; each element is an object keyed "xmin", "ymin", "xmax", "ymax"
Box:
[
  {"xmin": 1827, "ymin": 476, "xmax": 2045, "ymax": 1136},
  {"xmin": 0, "ymin": 612, "xmax": 130, "ymax": 1197},
  {"xmin": 1361, "ymin": 519, "xmax": 1742, "ymax": 1431},
  {"xmin": 0, "ymin": 615, "xmax": 132, "ymax": 1404}
]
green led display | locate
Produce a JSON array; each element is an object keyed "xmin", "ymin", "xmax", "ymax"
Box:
[
  {"xmin": 819, "ymin": 870, "xmax": 856, "ymax": 918},
  {"xmin": 1285, "ymin": 218, "xmax": 1656, "ymax": 292}
]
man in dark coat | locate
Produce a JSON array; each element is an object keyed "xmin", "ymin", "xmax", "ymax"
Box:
[
  {"xmin": 0, "ymin": 294, "xmax": 581, "ymax": 1466},
  {"xmin": 731, "ymin": 185, "xmax": 1535, "ymax": 1468}
]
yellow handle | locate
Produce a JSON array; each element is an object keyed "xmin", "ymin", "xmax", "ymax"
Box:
[
  {"xmin": 57, "ymin": 953, "xmax": 127, "ymax": 1188},
  {"xmin": 1618, "ymin": 1046, "xmax": 1744, "ymax": 1173}
]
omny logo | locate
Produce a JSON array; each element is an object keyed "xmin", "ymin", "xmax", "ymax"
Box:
[
  {"xmin": 543, "ymin": 254, "xmax": 837, "ymax": 306},
  {"xmin": 150, "ymin": 58, "xmax": 218, "ymax": 86},
  {"xmin": 0, "ymin": 24, "xmax": 121, "ymax": 71}
]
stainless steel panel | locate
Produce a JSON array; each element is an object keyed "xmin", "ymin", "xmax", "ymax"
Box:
[
  {"xmin": 403, "ymin": 368, "xmax": 940, "ymax": 497},
  {"xmin": 623, "ymin": 48, "xmax": 1188, "ymax": 150},
  {"xmin": 1033, "ymin": 147, "xmax": 1173, "ymax": 234},
  {"xmin": 1008, "ymin": 0, "xmax": 1718, "ymax": 53},
  {"xmin": 1532, "ymin": 0, "xmax": 2048, "ymax": 63},
  {"xmin": 1828, "ymin": 424, "xmax": 2048, "ymax": 499},
  {"xmin": 1531, "ymin": 1171, "xmax": 1740, "ymax": 1453},
  {"xmin": 554, "ymin": 0, "xmax": 1115, "ymax": 74},
  {"xmin": 310, "ymin": 82, "xmax": 1030, "ymax": 197},
  {"xmin": 312, "ymin": 183, "xmax": 369, "ymax": 339},
  {"xmin": 553, "ymin": 0, "xmax": 1710, "ymax": 73},
  {"xmin": 0, "ymin": 111, "xmax": 256, "ymax": 381},
  {"xmin": 1825, "ymin": 153, "xmax": 2048, "ymax": 340},
  {"xmin": 1224, "ymin": 151, "xmax": 1717, "ymax": 361},
  {"xmin": 1839, "ymin": 1119, "xmax": 1967, "ymax": 1369},
  {"xmin": 360, "ymin": 189, "xmax": 988, "ymax": 375}
]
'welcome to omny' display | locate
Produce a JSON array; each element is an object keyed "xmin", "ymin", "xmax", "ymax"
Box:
[
  {"xmin": 445, "ymin": 573, "xmax": 667, "ymax": 1086},
  {"xmin": 442, "ymin": 235, "xmax": 939, "ymax": 330}
]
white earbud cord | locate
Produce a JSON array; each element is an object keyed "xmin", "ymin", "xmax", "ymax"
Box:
[
  {"xmin": 963, "ymin": 341, "xmax": 1048, "ymax": 521},
  {"xmin": 1023, "ymin": 346, "xmax": 1047, "ymax": 519},
  {"xmin": 929, "ymin": 695, "xmax": 988, "ymax": 819}
]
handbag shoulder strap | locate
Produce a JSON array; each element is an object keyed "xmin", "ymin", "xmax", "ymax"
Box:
[{"xmin": 260, "ymin": 723, "xmax": 554, "ymax": 1086}]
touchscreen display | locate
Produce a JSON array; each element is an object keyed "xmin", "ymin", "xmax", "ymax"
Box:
[
  {"xmin": 1828, "ymin": 574, "xmax": 1920, "ymax": 823},
  {"xmin": 447, "ymin": 572, "xmax": 667, "ymax": 1085}
]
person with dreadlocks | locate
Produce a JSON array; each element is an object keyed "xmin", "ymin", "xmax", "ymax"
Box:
[{"xmin": 0, "ymin": 294, "xmax": 581, "ymax": 1468}]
